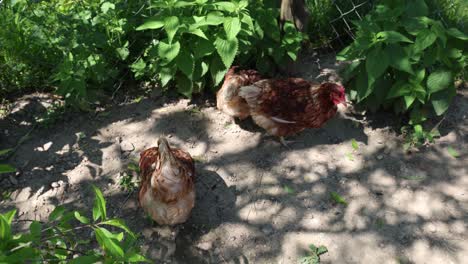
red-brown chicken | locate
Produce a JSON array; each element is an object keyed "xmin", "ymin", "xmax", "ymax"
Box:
[
  {"xmin": 238, "ymin": 78, "xmax": 346, "ymax": 145},
  {"xmin": 216, "ymin": 66, "xmax": 263, "ymax": 120},
  {"xmin": 138, "ymin": 137, "xmax": 195, "ymax": 225}
]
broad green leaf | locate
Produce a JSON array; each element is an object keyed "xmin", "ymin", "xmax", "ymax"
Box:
[
  {"xmin": 214, "ymin": 37, "xmax": 238, "ymax": 68},
  {"xmin": 49, "ymin": 206, "xmax": 65, "ymax": 221},
  {"xmin": 405, "ymin": 0, "xmax": 428, "ymax": 17},
  {"xmin": 341, "ymin": 60, "xmax": 361, "ymax": 82},
  {"xmin": 404, "ymin": 95, "xmax": 416, "ymax": 109},
  {"xmin": 116, "ymin": 42, "xmax": 129, "ymax": 60},
  {"xmin": 447, "ymin": 147, "xmax": 459, "ymax": 158},
  {"xmin": 317, "ymin": 246, "xmax": 328, "ymax": 255},
  {"xmin": 376, "ymin": 31, "xmax": 413, "ymax": 43},
  {"xmin": 386, "ymin": 81, "xmax": 411, "ymax": 99},
  {"xmin": 176, "ymin": 73, "xmax": 193, "ymax": 98},
  {"xmin": 0, "ymin": 214, "xmax": 12, "ymax": 241},
  {"xmin": 4, "ymin": 209, "xmax": 16, "ymax": 225},
  {"xmin": 92, "ymin": 185, "xmax": 107, "ymax": 221},
  {"xmin": 101, "ymin": 2, "xmax": 115, "ymax": 13},
  {"xmin": 204, "ymin": 11, "xmax": 225, "ymax": 26},
  {"xmin": 214, "ymin": 1, "xmax": 237, "ymax": 12},
  {"xmin": 136, "ymin": 19, "xmax": 164, "ymax": 31},
  {"xmin": 29, "ymin": 221, "xmax": 41, "ymax": 239},
  {"xmin": 94, "ymin": 227, "xmax": 124, "ymax": 257},
  {"xmin": 403, "ymin": 17, "xmax": 429, "ymax": 35},
  {"xmin": 330, "ymin": 192, "xmax": 347, "ymax": 205},
  {"xmin": 187, "ymin": 28, "xmax": 208, "ymax": 39},
  {"xmin": 431, "ymin": 21, "xmax": 447, "ymax": 47},
  {"xmin": 366, "ymin": 46, "xmax": 389, "ymax": 88},
  {"xmin": 101, "ymin": 219, "xmax": 135, "ymax": 238},
  {"xmin": 351, "ymin": 139, "xmax": 359, "ymax": 150},
  {"xmin": 411, "ymin": 68, "xmax": 426, "ymax": 84},
  {"xmin": 355, "ymin": 71, "xmax": 370, "ymax": 101},
  {"xmin": 176, "ymin": 50, "xmax": 194, "ymax": 79},
  {"xmin": 431, "ymin": 87, "xmax": 455, "ymax": 115},
  {"xmin": 0, "ymin": 164, "xmax": 15, "ymax": 174},
  {"xmin": 159, "ymin": 65, "xmax": 176, "ymax": 87},
  {"xmin": 414, "ymin": 29, "xmax": 437, "ymax": 52},
  {"xmin": 387, "ymin": 44, "xmax": 413, "ymax": 74},
  {"xmin": 126, "ymin": 252, "xmax": 151, "ymax": 262},
  {"xmin": 0, "ymin": 149, "xmax": 12, "ymax": 156},
  {"xmin": 74, "ymin": 211, "xmax": 90, "ymax": 224},
  {"xmin": 224, "ymin": 17, "xmax": 241, "ymax": 39},
  {"xmin": 158, "ymin": 41, "xmax": 181, "ymax": 63},
  {"xmin": 193, "ymin": 38, "xmax": 215, "ymax": 58},
  {"xmin": 164, "ymin": 16, "xmax": 180, "ymax": 43},
  {"xmin": 426, "ymin": 70, "xmax": 453, "ymax": 94},
  {"xmin": 447, "ymin": 28, "xmax": 468, "ymax": 40},
  {"xmin": 210, "ymin": 55, "xmax": 228, "ymax": 86},
  {"xmin": 309, "ymin": 244, "xmax": 317, "ymax": 252}
]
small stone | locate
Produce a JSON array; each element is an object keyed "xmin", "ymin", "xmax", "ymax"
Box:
[
  {"xmin": 15, "ymin": 171, "xmax": 21, "ymax": 177},
  {"xmin": 115, "ymin": 137, "xmax": 122, "ymax": 143},
  {"xmin": 51, "ymin": 182, "xmax": 60, "ymax": 188},
  {"xmin": 43, "ymin": 142, "xmax": 53, "ymax": 151},
  {"xmin": 262, "ymin": 226, "xmax": 273, "ymax": 235},
  {"xmin": 377, "ymin": 155, "xmax": 384, "ymax": 160},
  {"xmin": 378, "ymin": 242, "xmax": 386, "ymax": 248}
]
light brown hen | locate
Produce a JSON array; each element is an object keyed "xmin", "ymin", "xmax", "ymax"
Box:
[{"xmin": 138, "ymin": 137, "xmax": 195, "ymax": 225}]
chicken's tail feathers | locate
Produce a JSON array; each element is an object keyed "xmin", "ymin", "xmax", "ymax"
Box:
[{"xmin": 270, "ymin": 116, "xmax": 297, "ymax": 124}]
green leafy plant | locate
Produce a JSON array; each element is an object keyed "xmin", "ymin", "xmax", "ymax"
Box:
[
  {"xmin": 330, "ymin": 191, "xmax": 347, "ymax": 206},
  {"xmin": 0, "ymin": 185, "xmax": 148, "ymax": 263},
  {"xmin": 337, "ymin": 0, "xmax": 467, "ymax": 129},
  {"xmin": 299, "ymin": 243, "xmax": 328, "ymax": 264},
  {"xmin": 119, "ymin": 163, "xmax": 140, "ymax": 192},
  {"xmin": 0, "ymin": 0, "xmax": 143, "ymax": 108},
  {"xmin": 134, "ymin": 0, "xmax": 305, "ymax": 97},
  {"xmin": 401, "ymin": 124, "xmax": 440, "ymax": 150},
  {"xmin": 0, "ymin": 149, "xmax": 15, "ymax": 175}
]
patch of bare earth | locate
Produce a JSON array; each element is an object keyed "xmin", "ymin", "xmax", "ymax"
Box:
[{"xmin": 1, "ymin": 54, "xmax": 467, "ymax": 263}]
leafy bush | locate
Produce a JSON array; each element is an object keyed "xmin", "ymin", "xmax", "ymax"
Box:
[
  {"xmin": 0, "ymin": 0, "xmax": 144, "ymax": 107},
  {"xmin": 133, "ymin": 0, "xmax": 305, "ymax": 97},
  {"xmin": 337, "ymin": 0, "xmax": 467, "ymax": 125},
  {"xmin": 0, "ymin": 186, "xmax": 148, "ymax": 263}
]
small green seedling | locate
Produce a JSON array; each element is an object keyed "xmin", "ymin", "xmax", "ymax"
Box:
[
  {"xmin": 351, "ymin": 139, "xmax": 359, "ymax": 150},
  {"xmin": 284, "ymin": 185, "xmax": 295, "ymax": 195},
  {"xmin": 299, "ymin": 244, "xmax": 328, "ymax": 264},
  {"xmin": 447, "ymin": 146, "xmax": 459, "ymax": 158},
  {"xmin": 346, "ymin": 152, "xmax": 354, "ymax": 161},
  {"xmin": 330, "ymin": 192, "xmax": 347, "ymax": 206},
  {"xmin": 132, "ymin": 96, "xmax": 144, "ymax": 103}
]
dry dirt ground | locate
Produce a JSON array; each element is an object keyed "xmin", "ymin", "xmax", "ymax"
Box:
[{"xmin": 1, "ymin": 54, "xmax": 467, "ymax": 264}]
